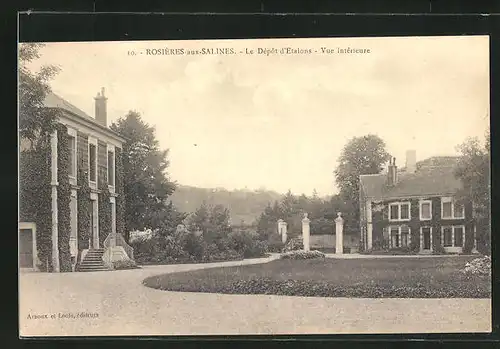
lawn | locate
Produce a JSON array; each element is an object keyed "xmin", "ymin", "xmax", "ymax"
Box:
[{"xmin": 143, "ymin": 256, "xmax": 491, "ymax": 298}]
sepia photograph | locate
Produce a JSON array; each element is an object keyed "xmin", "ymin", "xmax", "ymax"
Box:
[{"xmin": 18, "ymin": 36, "xmax": 491, "ymax": 336}]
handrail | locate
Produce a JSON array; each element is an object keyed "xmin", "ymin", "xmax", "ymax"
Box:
[{"xmin": 103, "ymin": 233, "xmax": 134, "ymax": 260}]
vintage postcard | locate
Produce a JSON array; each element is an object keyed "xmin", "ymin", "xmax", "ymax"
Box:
[{"xmin": 18, "ymin": 36, "xmax": 491, "ymax": 337}]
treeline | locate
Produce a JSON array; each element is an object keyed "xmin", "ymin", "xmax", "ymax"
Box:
[
  {"xmin": 169, "ymin": 185, "xmax": 284, "ymax": 225},
  {"xmin": 256, "ymin": 190, "xmax": 358, "ymax": 242}
]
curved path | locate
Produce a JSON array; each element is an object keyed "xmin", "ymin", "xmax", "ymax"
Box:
[{"xmin": 20, "ymin": 254, "xmax": 490, "ymax": 336}]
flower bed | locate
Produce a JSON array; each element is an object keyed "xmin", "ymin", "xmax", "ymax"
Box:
[
  {"xmin": 462, "ymin": 255, "xmax": 491, "ymax": 276},
  {"xmin": 112, "ymin": 259, "xmax": 140, "ymax": 270},
  {"xmin": 280, "ymin": 250, "xmax": 325, "ymax": 260}
]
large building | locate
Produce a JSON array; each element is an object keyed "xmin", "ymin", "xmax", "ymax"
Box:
[
  {"xmin": 359, "ymin": 151, "xmax": 478, "ymax": 254},
  {"xmin": 19, "ymin": 88, "xmax": 134, "ymax": 272}
]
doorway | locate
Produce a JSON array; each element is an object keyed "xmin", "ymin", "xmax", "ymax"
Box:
[
  {"xmin": 19, "ymin": 222, "xmax": 37, "ymax": 270},
  {"xmin": 421, "ymin": 227, "xmax": 431, "ymax": 251},
  {"xmin": 89, "ymin": 196, "xmax": 99, "ymax": 249}
]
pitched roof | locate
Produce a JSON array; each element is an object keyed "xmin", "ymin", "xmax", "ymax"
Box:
[
  {"xmin": 43, "ymin": 91, "xmax": 125, "ymax": 142},
  {"xmin": 360, "ymin": 157, "xmax": 462, "ymax": 199},
  {"xmin": 44, "ymin": 92, "xmax": 98, "ymax": 125}
]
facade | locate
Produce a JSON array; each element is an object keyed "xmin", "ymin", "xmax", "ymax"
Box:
[
  {"xmin": 19, "ymin": 88, "xmax": 133, "ymax": 272},
  {"xmin": 359, "ymin": 151, "xmax": 477, "ymax": 254}
]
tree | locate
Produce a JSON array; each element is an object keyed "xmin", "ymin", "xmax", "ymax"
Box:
[
  {"xmin": 110, "ymin": 111, "xmax": 176, "ymax": 241},
  {"xmin": 334, "ymin": 135, "xmax": 390, "ymax": 231},
  {"xmin": 455, "ymin": 130, "xmax": 490, "ymax": 254},
  {"xmin": 186, "ymin": 203, "xmax": 232, "ymax": 244},
  {"xmin": 19, "ymin": 43, "xmax": 61, "ymax": 150},
  {"xmin": 151, "ymin": 201, "xmax": 188, "ymax": 237}
]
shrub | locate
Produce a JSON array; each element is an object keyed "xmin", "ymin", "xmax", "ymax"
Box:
[
  {"xmin": 462, "ymin": 255, "xmax": 491, "ymax": 277},
  {"xmin": 267, "ymin": 233, "xmax": 285, "ymax": 253},
  {"xmin": 433, "ymin": 244, "xmax": 446, "ymax": 255},
  {"xmin": 282, "ymin": 237, "xmax": 303, "ymax": 252},
  {"xmin": 388, "ymin": 246, "xmax": 412, "ymax": 255},
  {"xmin": 280, "ymin": 250, "xmax": 326, "ymax": 260},
  {"xmin": 227, "ymin": 230, "xmax": 268, "ymax": 258},
  {"xmin": 181, "ymin": 232, "xmax": 205, "ymax": 260},
  {"xmin": 112, "ymin": 259, "xmax": 139, "ymax": 270}
]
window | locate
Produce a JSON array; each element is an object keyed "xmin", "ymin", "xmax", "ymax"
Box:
[
  {"xmin": 443, "ymin": 226, "xmax": 453, "ymax": 247},
  {"xmin": 389, "ymin": 225, "xmax": 411, "ymax": 248},
  {"xmin": 454, "ymin": 226, "xmax": 464, "ymax": 247},
  {"xmin": 68, "ymin": 136, "xmax": 76, "ymax": 177},
  {"xmin": 390, "ymin": 205, "xmax": 399, "ymax": 221},
  {"xmin": 88, "ymin": 138, "xmax": 97, "ymax": 183},
  {"xmin": 441, "ymin": 197, "xmax": 465, "ymax": 219},
  {"xmin": 454, "ymin": 202, "xmax": 465, "ymax": 219},
  {"xmin": 67, "ymin": 128, "xmax": 77, "ymax": 179},
  {"xmin": 419, "ymin": 200, "xmax": 432, "ymax": 220},
  {"xmin": 107, "ymin": 149, "xmax": 115, "ymax": 186},
  {"xmin": 388, "ymin": 202, "xmax": 411, "ymax": 221},
  {"xmin": 400, "ymin": 204, "xmax": 409, "ymax": 220},
  {"xmin": 401, "ymin": 225, "xmax": 410, "ymax": 247},
  {"xmin": 441, "ymin": 226, "xmax": 465, "ymax": 248},
  {"xmin": 390, "ymin": 226, "xmax": 400, "ymax": 248}
]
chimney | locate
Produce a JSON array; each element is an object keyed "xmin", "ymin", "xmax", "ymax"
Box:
[
  {"xmin": 405, "ymin": 150, "xmax": 417, "ymax": 174},
  {"xmin": 94, "ymin": 87, "xmax": 108, "ymax": 127},
  {"xmin": 387, "ymin": 157, "xmax": 398, "ymax": 186}
]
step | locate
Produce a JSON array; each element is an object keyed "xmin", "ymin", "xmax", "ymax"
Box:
[
  {"xmin": 79, "ymin": 262, "xmax": 106, "ymax": 266},
  {"xmin": 78, "ymin": 268, "xmax": 110, "ymax": 272},
  {"xmin": 79, "ymin": 266, "xmax": 108, "ymax": 270}
]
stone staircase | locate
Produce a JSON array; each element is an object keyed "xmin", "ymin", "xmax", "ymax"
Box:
[{"xmin": 77, "ymin": 249, "xmax": 110, "ymax": 272}]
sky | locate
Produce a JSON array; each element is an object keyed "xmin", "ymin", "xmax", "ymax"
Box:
[{"xmin": 26, "ymin": 36, "xmax": 490, "ymax": 196}]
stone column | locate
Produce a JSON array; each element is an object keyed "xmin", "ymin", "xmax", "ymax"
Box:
[
  {"xmin": 366, "ymin": 200, "xmax": 373, "ymax": 250},
  {"xmin": 335, "ymin": 212, "xmax": 344, "ymax": 255},
  {"xmin": 50, "ymin": 130, "xmax": 60, "ymax": 272},
  {"xmin": 302, "ymin": 213, "xmax": 310, "ymax": 252}
]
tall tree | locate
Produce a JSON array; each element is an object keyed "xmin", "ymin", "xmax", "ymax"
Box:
[
  {"xmin": 110, "ymin": 111, "xmax": 176, "ymax": 241},
  {"xmin": 19, "ymin": 43, "xmax": 61, "ymax": 150},
  {"xmin": 455, "ymin": 130, "xmax": 490, "ymax": 253},
  {"xmin": 334, "ymin": 135, "xmax": 390, "ymax": 230},
  {"xmin": 186, "ymin": 203, "xmax": 231, "ymax": 243}
]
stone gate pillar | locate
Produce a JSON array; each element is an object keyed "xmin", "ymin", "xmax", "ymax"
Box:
[
  {"xmin": 277, "ymin": 219, "xmax": 288, "ymax": 244},
  {"xmin": 335, "ymin": 212, "xmax": 344, "ymax": 255},
  {"xmin": 302, "ymin": 213, "xmax": 310, "ymax": 252}
]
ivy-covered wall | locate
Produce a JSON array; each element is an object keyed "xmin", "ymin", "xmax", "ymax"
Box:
[
  {"xmin": 77, "ymin": 156, "xmax": 91, "ymax": 256},
  {"xmin": 19, "ymin": 147, "xmax": 52, "ymax": 271},
  {"xmin": 370, "ymin": 196, "xmax": 473, "ymax": 253},
  {"xmin": 115, "ymin": 147, "xmax": 126, "ymax": 239},
  {"xmin": 98, "ymin": 179, "xmax": 112, "ymax": 246},
  {"xmin": 56, "ymin": 124, "xmax": 72, "ymax": 272}
]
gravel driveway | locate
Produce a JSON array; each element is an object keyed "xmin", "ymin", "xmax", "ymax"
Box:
[{"xmin": 19, "ymin": 255, "xmax": 491, "ymax": 336}]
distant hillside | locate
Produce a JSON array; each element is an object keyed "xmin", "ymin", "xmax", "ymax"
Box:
[{"xmin": 169, "ymin": 185, "xmax": 284, "ymax": 225}]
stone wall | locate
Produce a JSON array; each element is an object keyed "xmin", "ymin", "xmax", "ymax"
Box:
[{"xmin": 310, "ymin": 234, "xmax": 359, "ymax": 249}]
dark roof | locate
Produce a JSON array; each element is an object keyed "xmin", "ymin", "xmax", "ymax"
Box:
[
  {"xmin": 43, "ymin": 92, "xmax": 125, "ymax": 142},
  {"xmin": 360, "ymin": 157, "xmax": 462, "ymax": 199},
  {"xmin": 44, "ymin": 92, "xmax": 98, "ymax": 125}
]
